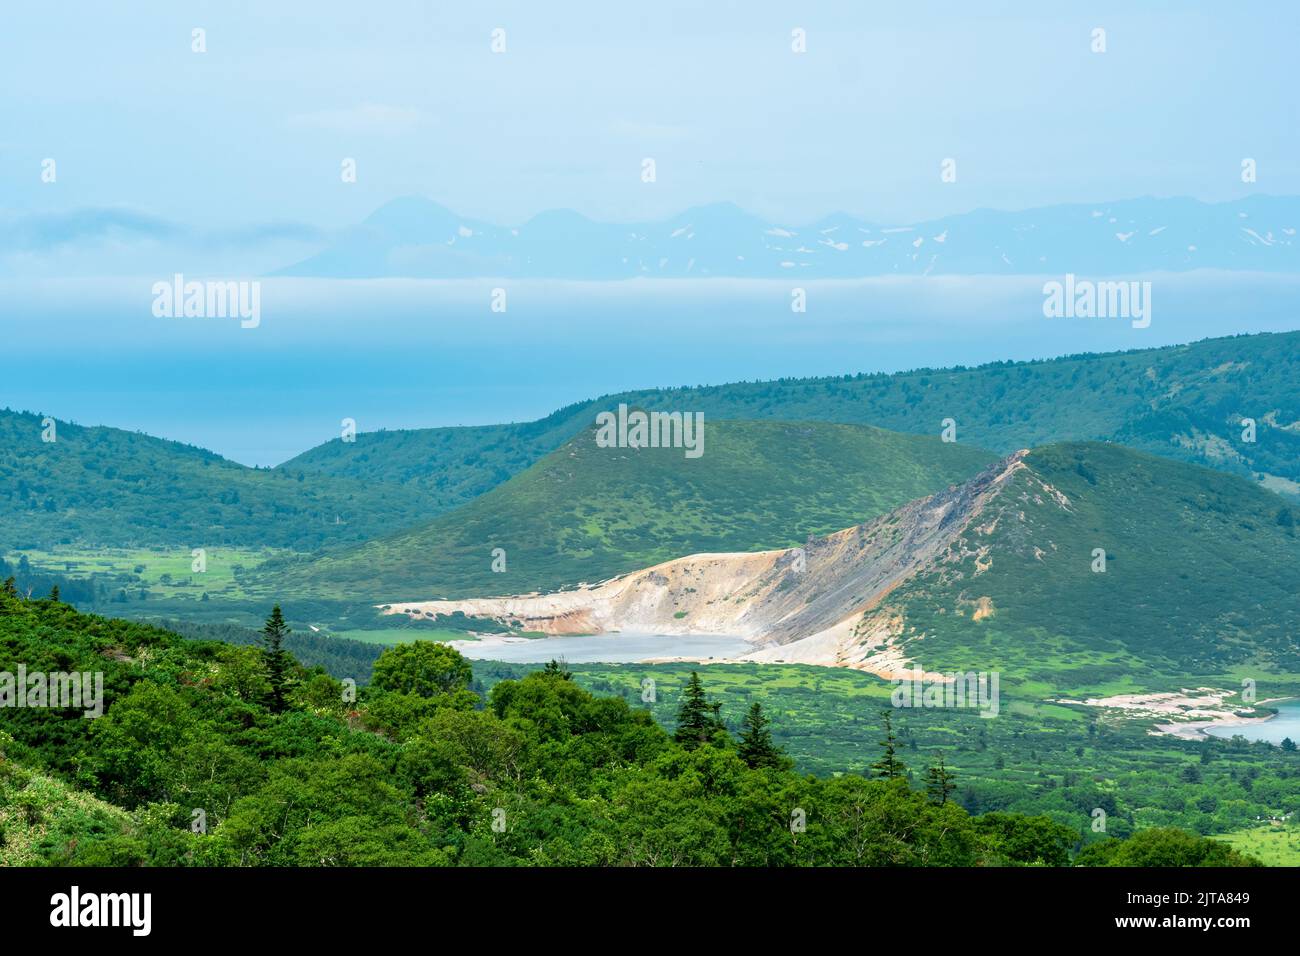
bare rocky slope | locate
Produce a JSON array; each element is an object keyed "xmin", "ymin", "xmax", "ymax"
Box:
[
  {"xmin": 383, "ymin": 450, "xmax": 1040, "ymax": 676},
  {"xmin": 386, "ymin": 441, "xmax": 1300, "ymax": 683}
]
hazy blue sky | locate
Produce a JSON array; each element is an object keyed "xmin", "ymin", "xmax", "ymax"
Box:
[
  {"xmin": 2, "ymin": 2, "xmax": 1298, "ymax": 464},
  {"xmin": 4, "ymin": 0, "xmax": 1297, "ymax": 230}
]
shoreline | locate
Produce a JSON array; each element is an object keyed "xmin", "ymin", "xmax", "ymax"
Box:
[
  {"xmin": 1052, "ymin": 688, "xmax": 1295, "ymax": 741},
  {"xmin": 1156, "ymin": 697, "xmax": 1294, "ymax": 741},
  {"xmin": 445, "ymin": 630, "xmax": 759, "ymax": 664}
]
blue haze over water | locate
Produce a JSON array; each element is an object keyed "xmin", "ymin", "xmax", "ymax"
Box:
[{"xmin": 3, "ymin": 273, "xmax": 1298, "ymax": 466}]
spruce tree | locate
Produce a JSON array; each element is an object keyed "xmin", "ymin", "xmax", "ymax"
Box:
[
  {"xmin": 926, "ymin": 754, "xmax": 956, "ymax": 805},
  {"xmin": 674, "ymin": 672, "xmax": 717, "ymax": 749},
  {"xmin": 3, "ymin": 576, "xmax": 18, "ymax": 597},
  {"xmin": 260, "ymin": 604, "xmax": 293, "ymax": 713},
  {"xmin": 871, "ymin": 709, "xmax": 906, "ymax": 779},
  {"xmin": 737, "ymin": 701, "xmax": 787, "ymax": 770},
  {"xmin": 49, "ymin": 584, "xmax": 60, "ymax": 602},
  {"xmin": 542, "ymin": 659, "xmax": 573, "ymax": 680}
]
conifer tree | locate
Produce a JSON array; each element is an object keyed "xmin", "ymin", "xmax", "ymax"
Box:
[
  {"xmin": 737, "ymin": 701, "xmax": 788, "ymax": 770},
  {"xmin": 260, "ymin": 604, "xmax": 293, "ymax": 713},
  {"xmin": 926, "ymin": 754, "xmax": 956, "ymax": 805},
  {"xmin": 3, "ymin": 576, "xmax": 17, "ymax": 597},
  {"xmin": 49, "ymin": 584, "xmax": 60, "ymax": 602},
  {"xmin": 542, "ymin": 658, "xmax": 573, "ymax": 680},
  {"xmin": 674, "ymin": 672, "xmax": 719, "ymax": 749},
  {"xmin": 872, "ymin": 709, "xmax": 906, "ymax": 779}
]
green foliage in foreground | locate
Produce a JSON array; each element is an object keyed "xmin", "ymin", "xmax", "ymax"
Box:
[
  {"xmin": 1074, "ymin": 827, "xmax": 1262, "ymax": 867},
  {"xmin": 473, "ymin": 661, "xmax": 1300, "ymax": 853},
  {"xmin": 271, "ymin": 419, "xmax": 995, "ymax": 600},
  {"xmin": 153, "ymin": 618, "xmax": 384, "ymax": 685},
  {"xmin": 0, "ymin": 594, "xmax": 1257, "ymax": 866}
]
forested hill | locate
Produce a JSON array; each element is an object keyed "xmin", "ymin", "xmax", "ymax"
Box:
[
  {"xmin": 0, "ymin": 408, "xmax": 432, "ymax": 549},
  {"xmin": 329, "ymin": 441, "xmax": 1300, "ymax": 688},
  {"xmin": 284, "ymin": 330, "xmax": 1300, "ymax": 517},
  {"xmin": 269, "ymin": 420, "xmax": 996, "ymax": 600},
  {"xmin": 5, "ymin": 331, "xmax": 1298, "ymax": 555},
  {"xmin": 0, "ymin": 591, "xmax": 1257, "ymax": 867}
]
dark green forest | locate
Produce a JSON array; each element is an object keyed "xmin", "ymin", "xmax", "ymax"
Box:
[
  {"xmin": 7, "ymin": 330, "xmax": 1300, "ymax": 554},
  {"xmin": 0, "ymin": 590, "xmax": 1258, "ymax": 866},
  {"xmin": 286, "ymin": 329, "xmax": 1300, "ymax": 509},
  {"xmin": 0, "ymin": 409, "xmax": 431, "ymax": 550}
]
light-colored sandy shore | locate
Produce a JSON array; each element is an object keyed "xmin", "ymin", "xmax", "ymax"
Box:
[
  {"xmin": 1154, "ymin": 714, "xmax": 1279, "ymax": 741},
  {"xmin": 1053, "ymin": 687, "xmax": 1286, "ymax": 740}
]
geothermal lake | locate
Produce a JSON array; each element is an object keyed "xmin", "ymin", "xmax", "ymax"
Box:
[
  {"xmin": 448, "ymin": 632, "xmax": 753, "ymax": 664},
  {"xmin": 1205, "ymin": 700, "xmax": 1300, "ymax": 745}
]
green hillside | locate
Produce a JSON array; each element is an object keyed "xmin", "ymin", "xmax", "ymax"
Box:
[
  {"xmin": 282, "ymin": 330, "xmax": 1300, "ymax": 514},
  {"xmin": 481, "ymin": 659, "xmax": 1300, "ymax": 853},
  {"xmin": 0, "ymin": 408, "xmax": 432, "ymax": 550},
  {"xmin": 0, "ymin": 590, "xmax": 1256, "ymax": 867},
  {"xmin": 268, "ymin": 420, "xmax": 997, "ymax": 600},
  {"xmin": 279, "ymin": 409, "xmax": 587, "ymax": 518},
  {"xmin": 9, "ymin": 330, "xmax": 1298, "ymax": 557},
  {"xmin": 877, "ymin": 441, "xmax": 1300, "ymax": 687},
  {"xmin": 0, "ymin": 751, "xmax": 135, "ymax": 867}
]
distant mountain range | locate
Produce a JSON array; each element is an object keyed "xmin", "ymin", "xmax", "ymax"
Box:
[{"xmin": 278, "ymin": 195, "xmax": 1300, "ymax": 279}]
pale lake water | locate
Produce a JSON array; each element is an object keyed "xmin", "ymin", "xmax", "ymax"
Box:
[
  {"xmin": 450, "ymin": 632, "xmax": 753, "ymax": 664},
  {"xmin": 1205, "ymin": 700, "xmax": 1300, "ymax": 745}
]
